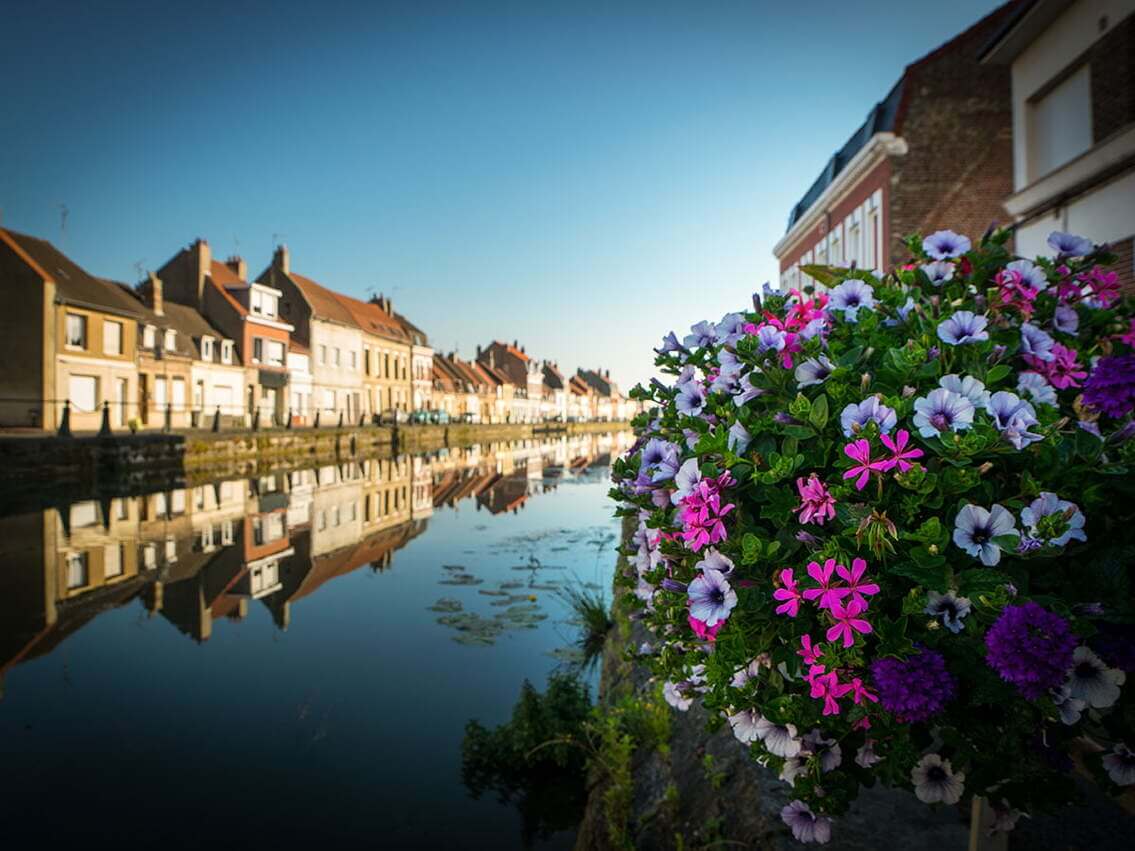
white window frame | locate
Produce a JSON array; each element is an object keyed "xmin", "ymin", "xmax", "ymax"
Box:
[
  {"xmin": 65, "ymin": 313, "xmax": 87, "ymax": 349},
  {"xmin": 103, "ymin": 319, "xmax": 123, "ymax": 355},
  {"xmin": 201, "ymin": 336, "xmax": 214, "ymax": 361}
]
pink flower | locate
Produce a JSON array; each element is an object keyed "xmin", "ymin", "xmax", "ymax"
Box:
[
  {"xmin": 878, "ymin": 429, "xmax": 923, "ymax": 473},
  {"xmin": 678, "ymin": 475, "xmax": 736, "ymax": 552},
  {"xmin": 826, "ymin": 599, "xmax": 873, "ymax": 649},
  {"xmin": 842, "ymin": 439, "xmax": 889, "ymax": 491},
  {"xmin": 838, "ymin": 676, "xmax": 879, "ymax": 706},
  {"xmin": 806, "ymin": 665, "xmax": 843, "ymax": 716},
  {"xmin": 835, "ymin": 558, "xmax": 880, "ymax": 608},
  {"xmin": 773, "ymin": 568, "xmax": 803, "ymax": 617},
  {"xmin": 802, "ymin": 558, "xmax": 848, "ymax": 610},
  {"xmin": 793, "ymin": 473, "xmax": 836, "ymax": 525},
  {"xmin": 1119, "ymin": 318, "xmax": 1135, "ymax": 347},
  {"xmin": 798, "ymin": 634, "xmax": 824, "ymax": 665},
  {"xmin": 1079, "ymin": 265, "xmax": 1121, "ymax": 307},
  {"xmin": 994, "ymin": 268, "xmax": 1040, "ymax": 318},
  {"xmin": 688, "ymin": 614, "xmax": 723, "ymax": 642},
  {"xmin": 1025, "ymin": 343, "xmax": 1087, "ymax": 389}
]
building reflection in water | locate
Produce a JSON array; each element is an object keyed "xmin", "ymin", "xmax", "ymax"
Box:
[{"xmin": 0, "ymin": 431, "xmax": 630, "ymax": 695}]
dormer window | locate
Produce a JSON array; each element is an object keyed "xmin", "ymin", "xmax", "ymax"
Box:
[
  {"xmin": 142, "ymin": 324, "xmax": 156, "ymax": 349},
  {"xmin": 201, "ymin": 336, "xmax": 214, "ymax": 361},
  {"xmin": 251, "ymin": 288, "xmax": 278, "ymax": 318},
  {"xmin": 164, "ymin": 330, "xmax": 177, "ymax": 351},
  {"xmin": 221, "ymin": 340, "xmax": 234, "ymax": 364}
]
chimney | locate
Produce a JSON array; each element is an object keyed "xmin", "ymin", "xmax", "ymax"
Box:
[
  {"xmin": 273, "ymin": 244, "xmax": 290, "ymax": 275},
  {"xmin": 521, "ymin": 345, "xmax": 525, "ymax": 354},
  {"xmin": 476, "ymin": 345, "xmax": 482, "ymax": 359},
  {"xmin": 225, "ymin": 255, "xmax": 247, "ymax": 281},
  {"xmin": 143, "ymin": 272, "xmax": 164, "ymax": 317},
  {"xmin": 513, "ymin": 339, "xmax": 518, "ymax": 349},
  {"xmin": 193, "ymin": 239, "xmax": 211, "ymax": 308},
  {"xmin": 606, "ymin": 369, "xmax": 610, "ymax": 378}
]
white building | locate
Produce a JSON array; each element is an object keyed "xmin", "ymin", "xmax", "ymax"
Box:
[
  {"xmin": 982, "ymin": 0, "xmax": 1135, "ymax": 283},
  {"xmin": 287, "ymin": 346, "xmax": 314, "ymax": 425}
]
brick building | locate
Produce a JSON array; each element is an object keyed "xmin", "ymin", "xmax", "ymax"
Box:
[
  {"xmin": 981, "ymin": 0, "xmax": 1135, "ymax": 291},
  {"xmin": 775, "ymin": 1, "xmax": 1019, "ymax": 288}
]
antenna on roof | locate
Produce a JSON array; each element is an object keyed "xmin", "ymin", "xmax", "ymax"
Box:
[{"xmin": 57, "ymin": 203, "xmax": 69, "ymax": 242}]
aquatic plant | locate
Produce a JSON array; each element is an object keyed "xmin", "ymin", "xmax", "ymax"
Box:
[
  {"xmin": 611, "ymin": 227, "xmax": 1135, "ymax": 843},
  {"xmin": 558, "ymin": 578, "xmax": 614, "ymax": 670}
]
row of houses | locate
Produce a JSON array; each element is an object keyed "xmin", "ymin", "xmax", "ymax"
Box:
[
  {"xmin": 0, "ymin": 229, "xmax": 635, "ymax": 431},
  {"xmin": 0, "ymin": 431, "xmax": 633, "ymax": 688},
  {"xmin": 775, "ymin": 0, "xmax": 1135, "ymax": 293}
]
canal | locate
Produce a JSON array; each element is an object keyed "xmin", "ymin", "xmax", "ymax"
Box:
[{"xmin": 0, "ymin": 431, "xmax": 632, "ymax": 848}]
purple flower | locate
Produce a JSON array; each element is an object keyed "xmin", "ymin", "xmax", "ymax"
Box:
[
  {"xmin": 755, "ymin": 324, "xmax": 787, "ymax": 353},
  {"xmin": 1017, "ymin": 371, "xmax": 1057, "ymax": 406},
  {"xmin": 912, "ymin": 388, "xmax": 975, "ymax": 439},
  {"xmin": 840, "ymin": 396, "xmax": 897, "ymax": 437},
  {"xmin": 1082, "ymin": 354, "xmax": 1135, "ymax": 419},
  {"xmin": 671, "ymin": 458, "xmax": 701, "ymax": 505},
  {"xmin": 870, "ymin": 648, "xmax": 956, "ymax": 722},
  {"xmin": 675, "ymin": 380, "xmax": 707, "ymax": 417},
  {"xmin": 1102, "ymin": 744, "xmax": 1135, "ymax": 786},
  {"xmin": 923, "ymin": 229, "xmax": 972, "ymax": 260},
  {"xmin": 641, "ymin": 438, "xmax": 681, "ymax": 482},
  {"xmin": 920, "ymin": 260, "xmax": 956, "ymax": 285},
  {"xmin": 1065, "ymin": 645, "xmax": 1125, "ymax": 709},
  {"xmin": 985, "ymin": 391, "xmax": 1042, "ymax": 449},
  {"xmin": 795, "ymin": 355, "xmax": 834, "ymax": 388},
  {"xmin": 937, "ymin": 310, "xmax": 989, "ymax": 345},
  {"xmin": 985, "ymin": 602, "xmax": 1077, "ymax": 699},
  {"xmin": 732, "ymin": 372, "xmax": 765, "ymax": 407},
  {"xmin": 727, "ymin": 709, "xmax": 762, "ymax": 744},
  {"xmin": 655, "ymin": 331, "xmax": 685, "ymax": 355},
  {"xmin": 925, "ymin": 590, "xmax": 972, "ymax": 633},
  {"xmin": 1053, "ymin": 304, "xmax": 1079, "ymax": 335},
  {"xmin": 939, "ymin": 374, "xmax": 989, "ymax": 409},
  {"xmin": 1048, "ymin": 231, "xmax": 1094, "ymax": 258},
  {"xmin": 829, "ymin": 279, "xmax": 876, "ymax": 322},
  {"xmin": 682, "ymin": 320, "xmax": 718, "ymax": 349},
  {"xmin": 953, "ymin": 503, "xmax": 1017, "ymax": 566},
  {"xmin": 780, "ymin": 801, "xmax": 832, "ymax": 844},
  {"xmin": 1020, "ymin": 492, "xmax": 1086, "ymax": 547},
  {"xmin": 912, "ymin": 753, "xmax": 966, "ymax": 805},
  {"xmin": 756, "ymin": 716, "xmax": 802, "ymax": 758},
  {"xmin": 715, "ymin": 312, "xmax": 747, "ymax": 346},
  {"xmin": 1020, "ymin": 322, "xmax": 1055, "ymax": 362},
  {"xmin": 728, "ymin": 421, "xmax": 752, "ymax": 454},
  {"xmin": 802, "ymin": 729, "xmax": 842, "ymax": 772},
  {"xmin": 717, "ymin": 348, "xmax": 745, "ymax": 377},
  {"xmin": 695, "ymin": 548, "xmax": 735, "ymax": 577},
  {"xmin": 1005, "ymin": 259, "xmax": 1048, "ymax": 290},
  {"xmin": 687, "ymin": 568, "xmax": 736, "ymax": 626}
]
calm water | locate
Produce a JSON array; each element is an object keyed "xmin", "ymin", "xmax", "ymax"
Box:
[{"xmin": 0, "ymin": 431, "xmax": 631, "ymax": 848}]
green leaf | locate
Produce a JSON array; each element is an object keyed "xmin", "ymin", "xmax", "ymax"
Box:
[
  {"xmin": 985, "ymin": 364, "xmax": 1011, "ymax": 385},
  {"xmin": 958, "ymin": 569, "xmax": 1012, "ymax": 596},
  {"xmin": 837, "ymin": 346, "xmax": 864, "ymax": 368},
  {"xmin": 888, "ymin": 561, "xmax": 950, "ymax": 592},
  {"xmin": 809, "ymin": 395, "xmax": 829, "ymax": 429},
  {"xmin": 783, "ymin": 425, "xmax": 816, "ymax": 439},
  {"xmin": 741, "ymin": 533, "xmax": 763, "ymax": 565}
]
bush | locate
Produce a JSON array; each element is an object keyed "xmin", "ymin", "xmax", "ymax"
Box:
[{"xmin": 611, "ymin": 227, "xmax": 1135, "ymax": 843}]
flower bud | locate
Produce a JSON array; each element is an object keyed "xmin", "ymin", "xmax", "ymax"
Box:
[{"xmin": 860, "ymin": 373, "xmax": 872, "ymax": 392}]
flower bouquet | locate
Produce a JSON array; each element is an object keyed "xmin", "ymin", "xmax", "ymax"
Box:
[{"xmin": 611, "ymin": 227, "xmax": 1135, "ymax": 843}]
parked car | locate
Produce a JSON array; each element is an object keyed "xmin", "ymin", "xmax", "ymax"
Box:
[
  {"xmin": 430, "ymin": 410, "xmax": 450, "ymax": 424},
  {"xmin": 409, "ymin": 409, "xmax": 431, "ymax": 424}
]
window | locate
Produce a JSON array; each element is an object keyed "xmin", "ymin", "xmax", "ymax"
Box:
[
  {"xmin": 262, "ymin": 294, "xmax": 277, "ymax": 318},
  {"xmin": 334, "ymin": 347, "xmax": 341, "ymax": 367},
  {"xmin": 105, "ymin": 545, "xmax": 123, "ymax": 578},
  {"xmin": 251, "ymin": 290, "xmax": 262, "ymax": 314},
  {"xmin": 221, "ymin": 341, "xmax": 233, "ymax": 364},
  {"xmin": 1029, "ymin": 64, "xmax": 1092, "ymax": 181},
  {"xmin": 172, "ymin": 378, "xmax": 186, "ymax": 411},
  {"xmin": 142, "ymin": 544, "xmax": 157, "ymax": 570},
  {"xmin": 201, "ymin": 337, "xmax": 214, "ymax": 361},
  {"xmin": 253, "ymin": 338, "xmax": 263, "ymax": 363},
  {"xmin": 71, "ymin": 501, "xmax": 98, "ymax": 528},
  {"xmin": 250, "ymin": 561, "xmax": 279, "ymax": 595},
  {"xmin": 265, "ymin": 340, "xmax": 285, "ymax": 367},
  {"xmin": 384, "ymin": 353, "xmax": 390, "ymax": 377},
  {"xmin": 351, "ymin": 350, "xmax": 357, "ymax": 370},
  {"xmin": 154, "ymin": 377, "xmax": 167, "ymax": 408},
  {"xmin": 221, "ymin": 520, "xmax": 234, "ymax": 545},
  {"xmin": 847, "ymin": 221, "xmax": 861, "ymax": 267},
  {"xmin": 165, "ymin": 535, "xmax": 177, "ymax": 563},
  {"xmin": 143, "ymin": 324, "xmax": 156, "ymax": 349},
  {"xmin": 65, "ymin": 313, "xmax": 87, "ymax": 348},
  {"xmin": 66, "ymin": 552, "xmax": 88, "ymax": 589},
  {"xmin": 164, "ymin": 329, "xmax": 176, "ymax": 351},
  {"xmin": 69, "ymin": 375, "xmax": 98, "ymax": 412},
  {"xmin": 867, "ymin": 209, "xmax": 880, "ymax": 271},
  {"xmin": 364, "ymin": 349, "xmax": 371, "ymax": 375},
  {"xmin": 319, "ymin": 345, "xmax": 327, "ymax": 365},
  {"xmin": 104, "ymin": 320, "xmax": 123, "ymax": 355},
  {"xmin": 323, "ymin": 389, "xmax": 335, "ymax": 410},
  {"xmin": 171, "ymin": 489, "xmax": 186, "ymax": 514}
]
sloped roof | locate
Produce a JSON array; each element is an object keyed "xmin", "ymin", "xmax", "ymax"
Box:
[
  {"xmin": 209, "ymin": 260, "xmax": 245, "ymax": 288},
  {"xmin": 288, "ymin": 272, "xmax": 358, "ymax": 326},
  {"xmin": 578, "ymin": 369, "xmax": 613, "ymax": 397},
  {"xmin": 1, "ymin": 228, "xmax": 142, "ymax": 318},
  {"xmin": 393, "ymin": 311, "xmax": 429, "ymax": 347},
  {"xmin": 332, "ymin": 291, "xmax": 411, "ymax": 344},
  {"xmin": 569, "ymin": 375, "xmax": 592, "ymax": 395},
  {"xmin": 116, "ymin": 283, "xmax": 242, "ymax": 364},
  {"xmin": 542, "ymin": 362, "xmax": 564, "ymax": 390}
]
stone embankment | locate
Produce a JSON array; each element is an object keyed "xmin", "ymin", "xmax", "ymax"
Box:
[{"xmin": 0, "ymin": 420, "xmax": 625, "ymax": 513}]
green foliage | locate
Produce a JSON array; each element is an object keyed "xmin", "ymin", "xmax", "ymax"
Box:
[{"xmin": 557, "ymin": 578, "xmax": 614, "ymax": 671}]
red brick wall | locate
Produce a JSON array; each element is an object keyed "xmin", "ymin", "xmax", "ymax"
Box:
[
  {"xmin": 887, "ymin": 4, "xmax": 1016, "ymax": 266},
  {"xmin": 1110, "ymin": 237, "xmax": 1135, "ymax": 296},
  {"xmin": 1091, "ymin": 14, "xmax": 1135, "ymax": 144},
  {"xmin": 778, "ymin": 158, "xmax": 891, "ymax": 273}
]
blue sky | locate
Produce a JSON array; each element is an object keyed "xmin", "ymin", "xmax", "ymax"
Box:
[{"xmin": 1, "ymin": 0, "xmax": 1003, "ymax": 389}]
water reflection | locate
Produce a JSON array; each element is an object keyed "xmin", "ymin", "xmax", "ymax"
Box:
[{"xmin": 0, "ymin": 431, "xmax": 631, "ymax": 695}]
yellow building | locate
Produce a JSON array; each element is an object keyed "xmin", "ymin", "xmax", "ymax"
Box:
[{"xmin": 0, "ymin": 228, "xmax": 141, "ymax": 431}]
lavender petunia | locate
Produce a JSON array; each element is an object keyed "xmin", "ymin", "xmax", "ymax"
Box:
[
  {"xmin": 717, "ymin": 348, "xmax": 745, "ymax": 377},
  {"xmin": 953, "ymin": 503, "xmax": 1018, "ymax": 566},
  {"xmin": 1065, "ymin": 646, "xmax": 1125, "ymax": 709},
  {"xmin": 912, "ymin": 388, "xmax": 975, "ymax": 439},
  {"xmin": 912, "ymin": 754, "xmax": 966, "ymax": 805},
  {"xmin": 937, "ymin": 311, "xmax": 989, "ymax": 346},
  {"xmin": 675, "ymin": 380, "xmax": 707, "ymax": 417},
  {"xmin": 755, "ymin": 324, "xmax": 787, "ymax": 353},
  {"xmin": 796, "ymin": 355, "xmax": 834, "ymax": 388},
  {"xmin": 641, "ymin": 438, "xmax": 681, "ymax": 482},
  {"xmin": 716, "ymin": 312, "xmax": 747, "ymax": 346},
  {"xmin": 985, "ymin": 391, "xmax": 1043, "ymax": 449},
  {"xmin": 921, "ymin": 260, "xmax": 956, "ymax": 285},
  {"xmin": 829, "ymin": 279, "xmax": 875, "ymax": 322},
  {"xmin": 781, "ymin": 800, "xmax": 832, "ymax": 845},
  {"xmin": 939, "ymin": 374, "xmax": 990, "ymax": 409},
  {"xmin": 1005, "ymin": 259, "xmax": 1048, "ymax": 290},
  {"xmin": 923, "ymin": 230, "xmax": 972, "ymax": 260},
  {"xmin": 1020, "ymin": 322, "xmax": 1056, "ymax": 362},
  {"xmin": 1048, "ymin": 231, "xmax": 1094, "ymax": 258},
  {"xmin": 1053, "ymin": 304, "xmax": 1080, "ymax": 335},
  {"xmin": 925, "ymin": 590, "xmax": 972, "ymax": 633},
  {"xmin": 695, "ymin": 548, "xmax": 735, "ymax": 577},
  {"xmin": 755, "ymin": 717, "xmax": 802, "ymax": 758},
  {"xmin": 1020, "ymin": 492, "xmax": 1086, "ymax": 547},
  {"xmin": 840, "ymin": 396, "xmax": 897, "ymax": 437},
  {"xmin": 687, "ymin": 568, "xmax": 737, "ymax": 627},
  {"xmin": 727, "ymin": 709, "xmax": 762, "ymax": 744},
  {"xmin": 728, "ymin": 421, "xmax": 752, "ymax": 454},
  {"xmin": 1017, "ymin": 371, "xmax": 1058, "ymax": 406},
  {"xmin": 733, "ymin": 372, "xmax": 765, "ymax": 407},
  {"xmin": 683, "ymin": 320, "xmax": 719, "ymax": 349},
  {"xmin": 655, "ymin": 331, "xmax": 685, "ymax": 355}
]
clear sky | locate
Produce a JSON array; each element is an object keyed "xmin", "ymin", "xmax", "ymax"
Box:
[{"xmin": 1, "ymin": 0, "xmax": 1003, "ymax": 390}]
